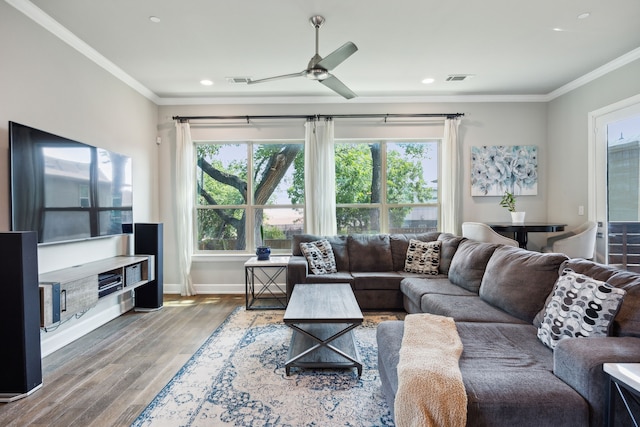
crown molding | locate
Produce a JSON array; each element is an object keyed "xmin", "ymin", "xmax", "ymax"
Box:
[
  {"xmin": 6, "ymin": 0, "xmax": 161, "ymax": 104},
  {"xmin": 546, "ymin": 46, "xmax": 640, "ymax": 101},
  {"xmin": 8, "ymin": 0, "xmax": 639, "ymax": 107}
]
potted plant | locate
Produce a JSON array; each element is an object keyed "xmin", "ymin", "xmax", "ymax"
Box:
[
  {"xmin": 256, "ymin": 224, "xmax": 271, "ymax": 261},
  {"xmin": 500, "ymin": 191, "xmax": 525, "ymax": 223}
]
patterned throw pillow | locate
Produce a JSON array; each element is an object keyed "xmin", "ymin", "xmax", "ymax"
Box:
[
  {"xmin": 404, "ymin": 239, "xmax": 441, "ymax": 275},
  {"xmin": 537, "ymin": 268, "xmax": 626, "ymax": 350},
  {"xmin": 299, "ymin": 239, "xmax": 338, "ymax": 275}
]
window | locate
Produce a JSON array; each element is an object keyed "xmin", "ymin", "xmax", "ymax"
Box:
[
  {"xmin": 335, "ymin": 140, "xmax": 439, "ymax": 234},
  {"xmin": 196, "ymin": 141, "xmax": 305, "ymax": 252},
  {"xmin": 195, "ymin": 138, "xmax": 439, "ymax": 253}
]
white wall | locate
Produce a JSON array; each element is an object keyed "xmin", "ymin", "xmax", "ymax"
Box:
[
  {"xmin": 0, "ymin": 2, "xmax": 159, "ymax": 354},
  {"xmin": 157, "ymin": 101, "xmax": 548, "ymax": 293},
  {"xmin": 547, "ymin": 59, "xmax": 640, "ymax": 237}
]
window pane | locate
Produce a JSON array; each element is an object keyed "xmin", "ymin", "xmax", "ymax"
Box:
[
  {"xmin": 386, "ymin": 142, "xmax": 438, "ymax": 203},
  {"xmin": 336, "ymin": 207, "xmax": 380, "ymax": 234},
  {"xmin": 388, "ymin": 206, "xmax": 438, "ymax": 234},
  {"xmin": 253, "ymin": 144, "xmax": 304, "ymax": 205},
  {"xmin": 197, "ymin": 208, "xmax": 246, "ymax": 251},
  {"xmin": 335, "ymin": 143, "xmax": 380, "ymax": 204},
  {"xmin": 256, "ymin": 208, "xmax": 304, "ymax": 250},
  {"xmin": 196, "ymin": 144, "xmax": 247, "ymax": 206}
]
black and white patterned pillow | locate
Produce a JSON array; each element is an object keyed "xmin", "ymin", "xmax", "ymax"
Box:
[
  {"xmin": 299, "ymin": 239, "xmax": 338, "ymax": 275},
  {"xmin": 537, "ymin": 268, "xmax": 626, "ymax": 350},
  {"xmin": 404, "ymin": 239, "xmax": 441, "ymax": 275}
]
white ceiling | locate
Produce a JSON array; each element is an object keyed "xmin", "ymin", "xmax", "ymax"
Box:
[{"xmin": 11, "ymin": 0, "xmax": 640, "ymax": 103}]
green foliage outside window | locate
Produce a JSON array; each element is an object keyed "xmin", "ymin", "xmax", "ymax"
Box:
[{"xmin": 195, "ymin": 140, "xmax": 438, "ymax": 251}]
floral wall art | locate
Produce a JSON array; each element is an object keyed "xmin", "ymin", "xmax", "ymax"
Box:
[{"xmin": 471, "ymin": 145, "xmax": 538, "ymax": 196}]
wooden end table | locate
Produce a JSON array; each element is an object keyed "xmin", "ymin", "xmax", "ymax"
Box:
[{"xmin": 283, "ymin": 283, "xmax": 363, "ymax": 376}]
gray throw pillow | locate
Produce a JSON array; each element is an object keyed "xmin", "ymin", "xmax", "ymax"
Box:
[
  {"xmin": 299, "ymin": 239, "xmax": 338, "ymax": 275},
  {"xmin": 537, "ymin": 268, "xmax": 626, "ymax": 350}
]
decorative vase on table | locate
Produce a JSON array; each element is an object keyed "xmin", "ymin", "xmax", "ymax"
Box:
[
  {"xmin": 511, "ymin": 211, "xmax": 526, "ymax": 223},
  {"xmin": 256, "ymin": 245, "xmax": 271, "ymax": 261}
]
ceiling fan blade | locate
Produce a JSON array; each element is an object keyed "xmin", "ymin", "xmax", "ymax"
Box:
[
  {"xmin": 317, "ymin": 42, "xmax": 358, "ymax": 70},
  {"xmin": 320, "ymin": 75, "xmax": 357, "ymax": 99},
  {"xmin": 248, "ymin": 71, "xmax": 306, "ymax": 85}
]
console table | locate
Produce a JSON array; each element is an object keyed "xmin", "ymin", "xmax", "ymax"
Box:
[
  {"xmin": 604, "ymin": 363, "xmax": 640, "ymax": 426},
  {"xmin": 487, "ymin": 222, "xmax": 566, "ymax": 249},
  {"xmin": 39, "ymin": 255, "xmax": 155, "ymax": 327},
  {"xmin": 244, "ymin": 256, "xmax": 289, "ymax": 309}
]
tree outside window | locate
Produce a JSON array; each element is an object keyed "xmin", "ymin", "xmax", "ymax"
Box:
[
  {"xmin": 196, "ymin": 142, "xmax": 304, "ymax": 251},
  {"xmin": 195, "ymin": 139, "xmax": 438, "ymax": 252}
]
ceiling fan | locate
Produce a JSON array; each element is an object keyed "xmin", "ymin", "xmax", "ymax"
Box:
[{"xmin": 247, "ymin": 15, "xmax": 358, "ymax": 99}]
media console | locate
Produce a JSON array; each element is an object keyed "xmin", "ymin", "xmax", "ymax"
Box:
[{"xmin": 39, "ymin": 255, "xmax": 155, "ymax": 328}]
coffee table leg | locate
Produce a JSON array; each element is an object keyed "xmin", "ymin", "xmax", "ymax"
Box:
[{"xmin": 285, "ymin": 322, "xmax": 362, "ymax": 376}]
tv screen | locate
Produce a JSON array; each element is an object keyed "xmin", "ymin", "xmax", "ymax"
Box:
[{"xmin": 9, "ymin": 122, "xmax": 133, "ymax": 244}]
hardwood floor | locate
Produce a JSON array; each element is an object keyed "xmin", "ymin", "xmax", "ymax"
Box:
[{"xmin": 0, "ymin": 294, "xmax": 244, "ymax": 427}]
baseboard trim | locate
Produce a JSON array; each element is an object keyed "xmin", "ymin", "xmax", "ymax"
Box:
[{"xmin": 164, "ymin": 283, "xmax": 250, "ymax": 295}]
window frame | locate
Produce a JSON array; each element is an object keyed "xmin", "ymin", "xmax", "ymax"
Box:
[
  {"xmin": 334, "ymin": 138, "xmax": 440, "ymax": 235},
  {"xmin": 194, "ymin": 139, "xmax": 305, "ymax": 254},
  {"xmin": 194, "ymin": 137, "xmax": 441, "ymax": 253}
]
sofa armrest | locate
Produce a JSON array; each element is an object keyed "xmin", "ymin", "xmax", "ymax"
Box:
[
  {"xmin": 554, "ymin": 336, "xmax": 640, "ymax": 427},
  {"xmin": 287, "ymin": 256, "xmax": 309, "ymax": 298}
]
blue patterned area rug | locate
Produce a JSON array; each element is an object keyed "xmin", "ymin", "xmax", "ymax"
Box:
[{"xmin": 132, "ymin": 307, "xmax": 401, "ymax": 427}]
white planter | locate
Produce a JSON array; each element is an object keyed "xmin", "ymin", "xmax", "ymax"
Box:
[{"xmin": 511, "ymin": 211, "xmax": 526, "ymax": 223}]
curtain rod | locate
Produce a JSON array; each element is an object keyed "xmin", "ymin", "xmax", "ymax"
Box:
[{"xmin": 172, "ymin": 113, "xmax": 464, "ymax": 123}]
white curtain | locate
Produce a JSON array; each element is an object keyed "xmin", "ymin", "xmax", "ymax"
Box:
[
  {"xmin": 304, "ymin": 118, "xmax": 337, "ymax": 236},
  {"xmin": 175, "ymin": 122, "xmax": 196, "ymax": 296},
  {"xmin": 440, "ymin": 117, "xmax": 462, "ymax": 235}
]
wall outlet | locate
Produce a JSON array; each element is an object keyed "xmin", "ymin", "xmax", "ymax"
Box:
[{"xmin": 578, "ymin": 205, "xmax": 584, "ymax": 216}]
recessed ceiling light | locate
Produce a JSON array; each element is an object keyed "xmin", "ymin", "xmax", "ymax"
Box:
[
  {"xmin": 200, "ymin": 79, "xmax": 214, "ymax": 86},
  {"xmin": 577, "ymin": 12, "xmax": 591, "ymax": 20},
  {"xmin": 552, "ymin": 27, "xmax": 564, "ymax": 32},
  {"xmin": 421, "ymin": 78, "xmax": 435, "ymax": 84},
  {"xmin": 149, "ymin": 16, "xmax": 161, "ymax": 23}
]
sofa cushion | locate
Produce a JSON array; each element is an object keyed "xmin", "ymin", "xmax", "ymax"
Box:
[
  {"xmin": 303, "ymin": 272, "xmax": 354, "ymax": 285},
  {"xmin": 420, "ymin": 294, "xmax": 526, "ymax": 324},
  {"xmin": 479, "ymin": 246, "xmax": 568, "ymax": 324},
  {"xmin": 448, "ymin": 240, "xmax": 499, "ymax": 293},
  {"xmin": 299, "ymin": 239, "xmax": 338, "ymax": 274},
  {"xmin": 352, "ymin": 272, "xmax": 403, "ymax": 290},
  {"xmin": 348, "ymin": 234, "xmax": 393, "ymax": 272},
  {"xmin": 400, "ymin": 277, "xmax": 476, "ymax": 307},
  {"xmin": 437, "ymin": 234, "xmax": 464, "ymax": 275},
  {"xmin": 376, "ymin": 321, "xmax": 589, "ymax": 427},
  {"xmin": 456, "ymin": 322, "xmax": 589, "ymax": 427},
  {"xmin": 543, "ymin": 259, "xmax": 640, "ymax": 338},
  {"xmin": 537, "ymin": 268, "xmax": 626, "ymax": 350},
  {"xmin": 292, "ymin": 234, "xmax": 349, "ymax": 271},
  {"xmin": 389, "ymin": 232, "xmax": 441, "ymax": 271},
  {"xmin": 404, "ymin": 239, "xmax": 441, "ymax": 275}
]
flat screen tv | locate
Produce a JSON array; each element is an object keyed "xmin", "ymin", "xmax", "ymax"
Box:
[{"xmin": 9, "ymin": 121, "xmax": 133, "ymax": 245}]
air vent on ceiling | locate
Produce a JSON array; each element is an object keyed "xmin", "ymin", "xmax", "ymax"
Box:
[
  {"xmin": 445, "ymin": 74, "xmax": 474, "ymax": 82},
  {"xmin": 226, "ymin": 77, "xmax": 252, "ymax": 84}
]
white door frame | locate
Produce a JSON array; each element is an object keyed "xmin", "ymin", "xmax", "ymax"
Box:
[{"xmin": 588, "ymin": 93, "xmax": 640, "ymax": 264}]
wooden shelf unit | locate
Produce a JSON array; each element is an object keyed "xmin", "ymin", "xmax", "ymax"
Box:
[{"xmin": 39, "ymin": 255, "xmax": 155, "ymax": 327}]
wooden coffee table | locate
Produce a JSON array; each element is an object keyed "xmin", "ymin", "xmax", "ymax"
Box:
[{"xmin": 283, "ymin": 283, "xmax": 363, "ymax": 376}]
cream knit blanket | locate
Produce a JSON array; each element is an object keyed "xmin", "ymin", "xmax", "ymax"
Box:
[{"xmin": 394, "ymin": 313, "xmax": 467, "ymax": 427}]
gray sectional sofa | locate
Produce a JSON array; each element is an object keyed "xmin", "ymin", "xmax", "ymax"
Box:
[
  {"xmin": 287, "ymin": 231, "xmax": 458, "ymax": 310},
  {"xmin": 288, "ymin": 232, "xmax": 640, "ymax": 426},
  {"xmin": 379, "ymin": 241, "xmax": 640, "ymax": 427}
]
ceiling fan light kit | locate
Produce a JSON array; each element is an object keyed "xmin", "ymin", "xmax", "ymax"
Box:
[{"xmin": 247, "ymin": 15, "xmax": 358, "ymax": 99}]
